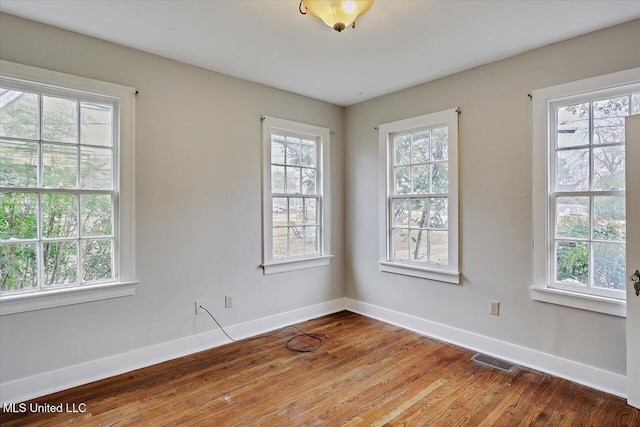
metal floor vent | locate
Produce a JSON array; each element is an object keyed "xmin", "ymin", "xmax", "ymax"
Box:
[{"xmin": 471, "ymin": 353, "xmax": 516, "ymax": 373}]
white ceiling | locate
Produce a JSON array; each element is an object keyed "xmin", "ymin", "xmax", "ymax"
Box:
[{"xmin": 1, "ymin": 1, "xmax": 640, "ymax": 106}]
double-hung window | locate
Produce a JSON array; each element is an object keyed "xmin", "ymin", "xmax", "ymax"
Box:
[
  {"xmin": 261, "ymin": 116, "xmax": 331, "ymax": 274},
  {"xmin": 0, "ymin": 61, "xmax": 136, "ymax": 315},
  {"xmin": 532, "ymin": 67, "xmax": 640, "ymax": 316},
  {"xmin": 378, "ymin": 109, "xmax": 459, "ymax": 283}
]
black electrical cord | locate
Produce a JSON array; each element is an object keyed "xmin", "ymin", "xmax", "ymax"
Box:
[{"xmin": 199, "ymin": 305, "xmax": 327, "ymax": 353}]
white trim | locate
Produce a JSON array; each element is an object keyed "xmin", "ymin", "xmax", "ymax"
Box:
[
  {"xmin": 532, "ymin": 67, "xmax": 640, "ymax": 312},
  {"xmin": 345, "ymin": 298, "xmax": 626, "ymax": 398},
  {"xmin": 117, "ymin": 75, "xmax": 136, "ymax": 288},
  {"xmin": 262, "ymin": 255, "xmax": 333, "ymax": 275},
  {"xmin": 0, "ymin": 60, "xmax": 137, "ymax": 311},
  {"xmin": 0, "ymin": 297, "xmax": 346, "ymax": 404},
  {"xmin": 379, "ymin": 261, "xmax": 460, "ymax": 284},
  {"xmin": 2, "ymin": 296, "xmax": 627, "ymax": 404},
  {"xmin": 0, "ymin": 281, "xmax": 138, "ymax": 316},
  {"xmin": 378, "ymin": 109, "xmax": 459, "ymax": 283},
  {"xmin": 261, "ymin": 116, "xmax": 332, "ymax": 274},
  {"xmin": 530, "ymin": 285, "xmax": 625, "ymax": 317},
  {"xmin": 0, "ymin": 60, "xmax": 136, "ymax": 100},
  {"xmin": 532, "ymin": 68, "xmax": 640, "ymax": 105}
]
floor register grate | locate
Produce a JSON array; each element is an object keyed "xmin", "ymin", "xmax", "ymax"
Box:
[{"xmin": 471, "ymin": 353, "xmax": 516, "ymax": 373}]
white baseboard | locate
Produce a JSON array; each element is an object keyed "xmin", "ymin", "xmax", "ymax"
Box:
[
  {"xmin": 0, "ymin": 297, "xmax": 346, "ymax": 404},
  {"xmin": 3, "ymin": 297, "xmax": 627, "ymax": 405},
  {"xmin": 345, "ymin": 298, "xmax": 626, "ymax": 399}
]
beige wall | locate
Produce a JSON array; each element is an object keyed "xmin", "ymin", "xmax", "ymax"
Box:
[
  {"xmin": 0, "ymin": 13, "xmax": 345, "ymax": 383},
  {"xmin": 345, "ymin": 19, "xmax": 640, "ymax": 375}
]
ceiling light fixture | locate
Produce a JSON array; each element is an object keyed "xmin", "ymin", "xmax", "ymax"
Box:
[{"xmin": 299, "ymin": 0, "xmax": 374, "ymax": 33}]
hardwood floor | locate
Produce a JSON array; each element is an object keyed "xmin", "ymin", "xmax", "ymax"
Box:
[{"xmin": 1, "ymin": 311, "xmax": 637, "ymax": 426}]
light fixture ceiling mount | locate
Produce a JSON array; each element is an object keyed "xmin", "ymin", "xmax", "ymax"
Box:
[{"xmin": 299, "ymin": 0, "xmax": 374, "ymax": 33}]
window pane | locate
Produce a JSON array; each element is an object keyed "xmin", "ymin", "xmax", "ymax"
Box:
[
  {"xmin": 267, "ymin": 127, "xmax": 323, "ymax": 263},
  {"xmin": 82, "ymin": 239, "xmax": 113, "ymax": 282},
  {"xmin": 289, "ymin": 226, "xmax": 304, "ymax": 256},
  {"xmin": 394, "ymin": 134, "xmax": 410, "ymax": 165},
  {"xmin": 272, "ymin": 197, "xmax": 288, "ymax": 227},
  {"xmin": 272, "ymin": 226, "xmax": 287, "ymax": 258},
  {"xmin": 429, "ymin": 197, "xmax": 448, "ymax": 229},
  {"xmin": 81, "ymin": 194, "xmax": 112, "ymax": 237},
  {"xmin": 431, "ymin": 162, "xmax": 448, "ymax": 194},
  {"xmin": 549, "ymin": 91, "xmax": 632, "ymax": 298},
  {"xmin": 0, "ymin": 78, "xmax": 126, "ymax": 293},
  {"xmin": 0, "ymin": 140, "xmax": 38, "ymax": 187},
  {"xmin": 303, "ymin": 226, "xmax": 318, "ymax": 255},
  {"xmin": 271, "ymin": 165, "xmax": 285, "ymax": 193},
  {"xmin": 42, "ymin": 95, "xmax": 78, "ymax": 143},
  {"xmin": 555, "ymin": 196, "xmax": 589, "ymax": 239},
  {"xmin": 593, "ymin": 96, "xmax": 628, "ymax": 145},
  {"xmin": 593, "ymin": 196, "xmax": 625, "ymax": 241},
  {"xmin": 411, "ymin": 131, "xmax": 429, "ymax": 164},
  {"xmin": 392, "ymin": 198, "xmax": 409, "ymax": 228},
  {"xmin": 42, "ymin": 143, "xmax": 77, "ymax": 188},
  {"xmin": 0, "ymin": 243, "xmax": 37, "ymax": 292},
  {"xmin": 0, "ymin": 89, "xmax": 39, "ymax": 139},
  {"xmin": 289, "ymin": 197, "xmax": 303, "ymax": 224},
  {"xmin": 556, "ymin": 148, "xmax": 588, "ymax": 191},
  {"xmin": 409, "ymin": 229, "xmax": 428, "ymax": 261},
  {"xmin": 271, "ymin": 136, "xmax": 285, "ymax": 164},
  {"xmin": 1, "ymin": 192, "xmax": 37, "ymax": 239},
  {"xmin": 592, "ymin": 243, "xmax": 625, "ymax": 290},
  {"xmin": 80, "ymin": 146, "xmax": 112, "ymax": 189},
  {"xmin": 431, "ymin": 127, "xmax": 448, "ymax": 161},
  {"xmin": 301, "ymin": 168, "xmax": 316, "ymax": 195},
  {"xmin": 593, "ymin": 145, "xmax": 625, "ymax": 191},
  {"xmin": 303, "ymin": 198, "xmax": 317, "ymax": 225},
  {"xmin": 42, "ymin": 193, "xmax": 78, "ymax": 238},
  {"xmin": 286, "ymin": 166, "xmax": 301, "ymax": 194},
  {"xmin": 410, "ymin": 198, "xmax": 427, "ymax": 229},
  {"xmin": 81, "ymin": 102, "xmax": 112, "ymax": 147},
  {"xmin": 392, "ymin": 229, "xmax": 409, "ymax": 261},
  {"xmin": 286, "ymin": 138, "xmax": 302, "ymax": 166},
  {"xmin": 412, "ymin": 165, "xmax": 428, "ymax": 194},
  {"xmin": 43, "ymin": 241, "xmax": 78, "ymax": 286},
  {"xmin": 429, "ymin": 230, "xmax": 448, "ymax": 265},
  {"xmin": 556, "ymin": 103, "xmax": 589, "ymax": 148},
  {"xmin": 394, "ymin": 166, "xmax": 410, "ymax": 195},
  {"xmin": 301, "ymin": 141, "xmax": 316, "ymax": 167},
  {"xmin": 633, "ymin": 93, "xmax": 640, "ymax": 115},
  {"xmin": 555, "ymin": 242, "xmax": 588, "ymax": 286}
]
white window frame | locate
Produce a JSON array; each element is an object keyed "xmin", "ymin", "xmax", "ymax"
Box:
[
  {"xmin": 0, "ymin": 60, "xmax": 137, "ymax": 315},
  {"xmin": 531, "ymin": 67, "xmax": 640, "ymax": 318},
  {"xmin": 261, "ymin": 116, "xmax": 332, "ymax": 274},
  {"xmin": 378, "ymin": 109, "xmax": 459, "ymax": 284}
]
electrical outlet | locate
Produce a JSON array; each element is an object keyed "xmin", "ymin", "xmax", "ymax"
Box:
[
  {"xmin": 225, "ymin": 296, "xmax": 233, "ymax": 309},
  {"xmin": 195, "ymin": 299, "xmax": 205, "ymax": 314},
  {"xmin": 489, "ymin": 301, "xmax": 500, "ymax": 316}
]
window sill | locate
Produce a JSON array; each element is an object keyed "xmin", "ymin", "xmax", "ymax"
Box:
[
  {"xmin": 262, "ymin": 255, "xmax": 333, "ymax": 275},
  {"xmin": 379, "ymin": 261, "xmax": 460, "ymax": 284},
  {"xmin": 530, "ymin": 285, "xmax": 625, "ymax": 318},
  {"xmin": 0, "ymin": 281, "xmax": 138, "ymax": 316}
]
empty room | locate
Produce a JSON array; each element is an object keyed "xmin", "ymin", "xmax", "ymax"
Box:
[{"xmin": 1, "ymin": 1, "xmax": 640, "ymax": 425}]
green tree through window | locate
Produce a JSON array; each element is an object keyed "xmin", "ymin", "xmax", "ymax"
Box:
[{"xmin": 1, "ymin": 87, "xmax": 115, "ymax": 292}]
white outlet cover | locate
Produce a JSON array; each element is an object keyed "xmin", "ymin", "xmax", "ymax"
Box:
[
  {"xmin": 490, "ymin": 301, "xmax": 500, "ymax": 316},
  {"xmin": 195, "ymin": 300, "xmax": 205, "ymax": 314}
]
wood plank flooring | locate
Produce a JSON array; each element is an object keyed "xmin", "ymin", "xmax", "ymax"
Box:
[{"xmin": 1, "ymin": 311, "xmax": 637, "ymax": 426}]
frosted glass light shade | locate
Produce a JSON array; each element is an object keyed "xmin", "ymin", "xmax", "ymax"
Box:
[{"xmin": 302, "ymin": 0, "xmax": 374, "ymax": 32}]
